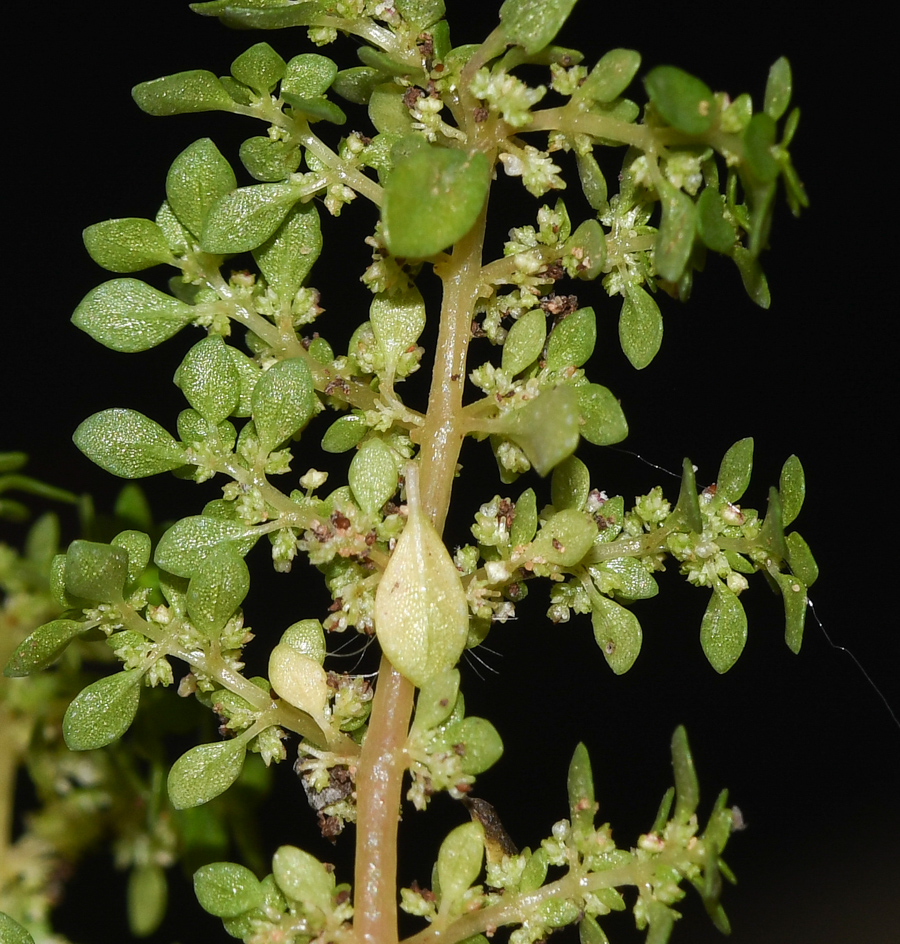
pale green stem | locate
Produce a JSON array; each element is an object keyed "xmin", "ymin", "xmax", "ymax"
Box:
[
  {"xmin": 353, "ymin": 656, "xmax": 415, "ymax": 944},
  {"xmin": 400, "ymin": 842, "xmax": 706, "ymax": 944},
  {"xmin": 353, "ymin": 162, "xmax": 491, "ymax": 944}
]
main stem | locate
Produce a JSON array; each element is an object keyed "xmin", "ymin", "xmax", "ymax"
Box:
[{"xmin": 352, "ymin": 200, "xmax": 489, "ymax": 944}]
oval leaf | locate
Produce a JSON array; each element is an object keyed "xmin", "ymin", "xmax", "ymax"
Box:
[
  {"xmin": 72, "ymin": 278, "xmax": 195, "ymax": 353},
  {"xmin": 74, "ymin": 409, "xmax": 187, "ymax": 478},
  {"xmin": 578, "ymin": 383, "xmax": 628, "ymax": 446},
  {"xmin": 700, "ymin": 582, "xmax": 748, "ymax": 673},
  {"xmin": 166, "ymin": 138, "xmax": 237, "ymax": 240},
  {"xmin": 619, "ymin": 286, "xmax": 662, "ymax": 369},
  {"xmin": 63, "ymin": 669, "xmax": 143, "ymax": 750},
  {"xmin": 253, "ymin": 201, "xmax": 322, "ymax": 303},
  {"xmin": 779, "ymin": 454, "xmax": 805, "ymax": 526},
  {"xmin": 155, "ymin": 515, "xmax": 257, "ymax": 579},
  {"xmin": 132, "ymin": 70, "xmax": 236, "ymax": 116},
  {"xmin": 716, "ymin": 438, "xmax": 753, "ymax": 503},
  {"xmin": 437, "ymin": 822, "xmax": 484, "ymax": 912},
  {"xmin": 591, "ymin": 593, "xmax": 642, "ymax": 674},
  {"xmin": 251, "ymin": 357, "xmax": 317, "ymax": 454},
  {"xmin": 502, "ymin": 308, "xmax": 546, "ymax": 376},
  {"xmin": 349, "ymin": 438, "xmax": 399, "ymax": 516},
  {"xmin": 186, "ymin": 545, "xmax": 250, "ymax": 636},
  {"xmin": 194, "ymin": 862, "xmax": 264, "ymax": 919},
  {"xmin": 174, "ymin": 336, "xmax": 240, "ymax": 424},
  {"xmin": 202, "ymin": 182, "xmax": 303, "ymax": 254},
  {"xmin": 546, "ymin": 307, "xmax": 596, "ymax": 370},
  {"xmin": 272, "ymin": 845, "xmax": 334, "ymax": 914},
  {"xmin": 500, "ymin": 0, "xmax": 578, "ymax": 54},
  {"xmin": 168, "ymin": 739, "xmax": 247, "ymax": 809},
  {"xmin": 83, "ymin": 218, "xmax": 175, "ymax": 272},
  {"xmin": 644, "ymin": 65, "xmax": 714, "ymax": 135},
  {"xmin": 4, "ymin": 618, "xmax": 86, "ymax": 677},
  {"xmin": 64, "ymin": 540, "xmax": 128, "ymax": 602},
  {"xmin": 382, "ymin": 146, "xmax": 490, "ymax": 258}
]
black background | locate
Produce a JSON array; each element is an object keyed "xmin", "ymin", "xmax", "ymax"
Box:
[{"xmin": 4, "ymin": 1, "xmax": 899, "ymax": 942}]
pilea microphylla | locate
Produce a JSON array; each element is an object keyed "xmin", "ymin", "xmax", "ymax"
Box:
[{"xmin": 1, "ymin": 1, "xmax": 814, "ymax": 942}]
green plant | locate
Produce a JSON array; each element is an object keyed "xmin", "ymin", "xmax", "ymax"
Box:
[{"xmin": 2, "ymin": 2, "xmax": 815, "ymax": 942}]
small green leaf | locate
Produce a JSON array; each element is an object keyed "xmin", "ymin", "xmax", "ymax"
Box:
[
  {"xmin": 281, "ymin": 91, "xmax": 347, "ymax": 125},
  {"xmin": 272, "ymin": 846, "xmax": 334, "ymax": 914},
  {"xmin": 758, "ymin": 487, "xmax": 788, "ymax": 561},
  {"xmin": 731, "ymin": 246, "xmax": 770, "ymax": 308},
  {"xmin": 369, "ymin": 285, "xmax": 427, "ymax": 378},
  {"xmin": 533, "ymin": 509, "xmax": 597, "ymax": 567},
  {"xmin": 644, "ymin": 66, "xmax": 714, "ymax": 135},
  {"xmin": 382, "ymin": 146, "xmax": 490, "ymax": 258},
  {"xmin": 551, "ymin": 455, "xmax": 591, "ymax": 511},
  {"xmin": 591, "ymin": 593, "xmax": 642, "ymax": 674},
  {"xmin": 240, "ymin": 136, "xmax": 303, "ymax": 181},
  {"xmin": 332, "ymin": 66, "xmax": 382, "ymax": 104},
  {"xmin": 655, "ymin": 182, "xmax": 697, "ymax": 283},
  {"xmin": 322, "ymin": 414, "xmax": 368, "ymax": 453},
  {"xmin": 786, "ymin": 532, "xmax": 818, "ymax": 588},
  {"xmin": 202, "ymin": 182, "xmax": 303, "ymax": 254},
  {"xmin": 779, "ymin": 454, "xmax": 805, "ymax": 526},
  {"xmin": 700, "ymin": 582, "xmax": 748, "ymax": 673},
  {"xmin": 567, "ymin": 742, "xmax": 596, "ymax": 838},
  {"xmin": 396, "ymin": 0, "xmax": 445, "ymax": 28},
  {"xmin": 578, "ymin": 383, "xmax": 628, "ymax": 446},
  {"xmin": 546, "ymin": 307, "xmax": 597, "ymax": 370},
  {"xmin": 253, "ymin": 201, "xmax": 322, "ymax": 303},
  {"xmin": 168, "ymin": 739, "xmax": 247, "ymax": 809},
  {"xmin": 63, "ymin": 669, "xmax": 143, "ymax": 750},
  {"xmin": 743, "ymin": 113, "xmax": 780, "ymax": 183},
  {"xmin": 716, "ymin": 438, "xmax": 753, "ymax": 503},
  {"xmin": 251, "ymin": 357, "xmax": 317, "ymax": 454},
  {"xmin": 112, "ymin": 530, "xmax": 152, "ymax": 588},
  {"xmin": 579, "ymin": 915, "xmax": 610, "ymax": 944},
  {"xmin": 502, "ymin": 308, "xmax": 546, "ymax": 376},
  {"xmin": 133, "ymin": 70, "xmax": 236, "ymax": 116},
  {"xmin": 500, "ymin": 386, "xmax": 580, "ymax": 476},
  {"xmin": 83, "ymin": 218, "xmax": 176, "ymax": 272},
  {"xmin": 510, "ymin": 487, "xmax": 538, "ymax": 547},
  {"xmin": 231, "ymin": 42, "xmax": 286, "ymax": 94},
  {"xmin": 128, "ymin": 863, "xmax": 167, "ymax": 937},
  {"xmin": 575, "ymin": 151, "xmax": 608, "ymax": 212},
  {"xmin": 166, "ymin": 139, "xmax": 237, "ymax": 240},
  {"xmin": 269, "ymin": 644, "xmax": 329, "ymax": 716},
  {"xmin": 578, "ymin": 49, "xmax": 641, "ymax": 103},
  {"xmin": 591, "ymin": 557, "xmax": 658, "ymax": 601},
  {"xmin": 283, "ymin": 53, "xmax": 338, "ymax": 98},
  {"xmin": 349, "ymin": 438, "xmax": 399, "ymax": 516},
  {"xmin": 65, "ymin": 540, "xmax": 128, "ymax": 602},
  {"xmin": 444, "ymin": 716, "xmax": 504, "ymax": 775},
  {"xmin": 72, "ymin": 278, "xmax": 195, "ymax": 353},
  {"xmin": 155, "ymin": 515, "xmax": 257, "ymax": 579},
  {"xmin": 668, "ymin": 457, "xmax": 702, "ymax": 533},
  {"xmin": 187, "ymin": 546, "xmax": 250, "ymax": 637},
  {"xmin": 194, "ymin": 862, "xmax": 264, "ymax": 918},
  {"xmin": 671, "ymin": 725, "xmax": 699, "ymax": 821},
  {"xmin": 564, "ymin": 221, "xmax": 607, "ymax": 280},
  {"xmin": 413, "ymin": 668, "xmax": 461, "ymax": 732},
  {"xmin": 763, "ymin": 56, "xmax": 792, "ymax": 121},
  {"xmin": 175, "ymin": 336, "xmax": 240, "ymax": 424},
  {"xmin": 775, "ymin": 572, "xmax": 807, "ymax": 654},
  {"xmin": 619, "ymin": 285, "xmax": 662, "ymax": 369},
  {"xmin": 74, "ymin": 409, "xmax": 187, "ymax": 478},
  {"xmin": 4, "ymin": 619, "xmax": 86, "ymax": 677},
  {"xmin": 499, "ymin": 0, "xmax": 578, "ymax": 55},
  {"xmin": 437, "ymin": 822, "xmax": 484, "ymax": 913},
  {"xmin": 696, "ymin": 188, "xmax": 737, "ymax": 254},
  {"xmin": 0, "ymin": 913, "xmax": 35, "ymax": 944}
]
